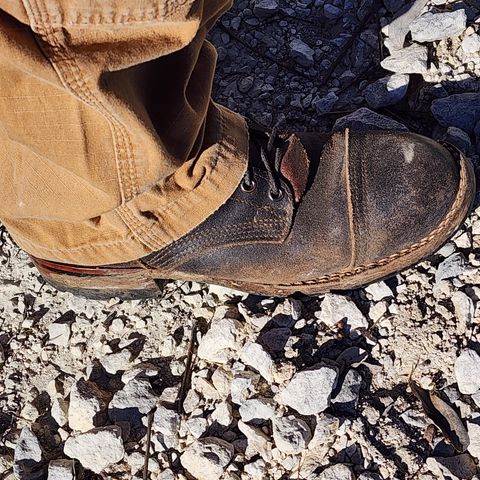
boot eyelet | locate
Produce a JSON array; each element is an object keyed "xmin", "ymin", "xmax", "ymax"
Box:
[
  {"xmin": 269, "ymin": 188, "xmax": 284, "ymax": 201},
  {"xmin": 241, "ymin": 180, "xmax": 256, "ymax": 193}
]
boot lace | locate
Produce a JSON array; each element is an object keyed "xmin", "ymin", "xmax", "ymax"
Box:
[{"xmin": 241, "ymin": 126, "xmax": 285, "ymax": 201}]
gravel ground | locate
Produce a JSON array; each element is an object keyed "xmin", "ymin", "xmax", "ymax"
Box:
[{"xmin": 2, "ymin": 0, "xmax": 480, "ymax": 479}]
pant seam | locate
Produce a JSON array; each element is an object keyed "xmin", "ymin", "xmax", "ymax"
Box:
[{"xmin": 23, "ymin": 0, "xmax": 140, "ymax": 206}]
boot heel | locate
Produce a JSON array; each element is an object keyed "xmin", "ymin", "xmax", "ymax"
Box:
[{"xmin": 30, "ymin": 256, "xmax": 164, "ymax": 300}]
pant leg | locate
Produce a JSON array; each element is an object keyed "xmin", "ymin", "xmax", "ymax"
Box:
[{"xmin": 0, "ymin": 0, "xmax": 248, "ymax": 265}]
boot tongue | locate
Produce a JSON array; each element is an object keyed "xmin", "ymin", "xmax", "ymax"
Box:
[{"xmin": 279, "ymin": 134, "xmax": 310, "ymax": 203}]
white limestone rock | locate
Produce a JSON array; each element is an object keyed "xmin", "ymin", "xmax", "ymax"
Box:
[
  {"xmin": 197, "ymin": 318, "xmax": 242, "ymax": 364},
  {"xmin": 99, "ymin": 349, "xmax": 132, "ymax": 374},
  {"xmin": 240, "ymin": 342, "xmax": 275, "ymax": 382},
  {"xmin": 180, "ymin": 437, "xmax": 234, "ymax": 480},
  {"xmin": 455, "ymin": 349, "xmax": 480, "ymax": 394},
  {"xmin": 239, "ymin": 398, "xmax": 275, "ymax": 422},
  {"xmin": 68, "ymin": 379, "xmax": 110, "ymax": 432},
  {"xmin": 47, "ymin": 459, "xmax": 75, "ymax": 480},
  {"xmin": 317, "ymin": 294, "xmax": 368, "ymax": 337},
  {"xmin": 318, "ymin": 464, "xmax": 355, "ymax": 480},
  {"xmin": 51, "ymin": 397, "xmax": 69, "ymax": 428},
  {"xmin": 64, "ymin": 426, "xmax": 125, "ymax": 474},
  {"xmin": 153, "ymin": 405, "xmax": 180, "ymax": 436},
  {"xmin": 272, "ymin": 415, "xmax": 312, "ymax": 454},
  {"xmin": 278, "ymin": 364, "xmax": 339, "ymax": 415},
  {"xmin": 410, "ymin": 11, "xmax": 467, "ymax": 43},
  {"xmin": 381, "ymin": 44, "xmax": 428, "ymax": 74}
]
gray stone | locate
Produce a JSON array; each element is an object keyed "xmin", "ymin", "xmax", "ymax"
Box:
[
  {"xmin": 13, "ymin": 426, "xmax": 46, "ymax": 480},
  {"xmin": 68, "ymin": 379, "xmax": 110, "ymax": 432},
  {"xmin": 365, "ymin": 74, "xmax": 409, "ymax": 109},
  {"xmin": 99, "ymin": 349, "xmax": 132, "ymax": 374},
  {"xmin": 382, "ymin": 0, "xmax": 428, "ymax": 50},
  {"xmin": 381, "ymin": 44, "xmax": 428, "ymax": 74},
  {"xmin": 14, "ymin": 426, "xmax": 43, "ymax": 464},
  {"xmin": 272, "ymin": 415, "xmax": 312, "ymax": 454},
  {"xmin": 254, "ymin": 0, "xmax": 279, "ymax": 17},
  {"xmin": 186, "ymin": 417, "xmax": 208, "ymax": 438},
  {"xmin": 365, "ymin": 281, "xmax": 393, "ymax": 301},
  {"xmin": 289, "ymin": 39, "xmax": 315, "ymax": 67},
  {"xmin": 324, "ymin": 3, "xmax": 343, "ymax": 19},
  {"xmin": 180, "ymin": 437, "xmax": 234, "ymax": 480},
  {"xmin": 261, "ymin": 327, "xmax": 291, "ymax": 352},
  {"xmin": 238, "ymin": 76, "xmax": 254, "ymax": 93},
  {"xmin": 240, "ymin": 342, "xmax": 275, "ymax": 382},
  {"xmin": 197, "ymin": 318, "xmax": 241, "ymax": 364},
  {"xmin": 452, "ymin": 291, "xmax": 474, "ymax": 326},
  {"xmin": 432, "ymin": 94, "xmax": 480, "ymax": 134},
  {"xmin": 48, "ymin": 322, "xmax": 71, "ymax": 347},
  {"xmin": 239, "ymin": 398, "xmax": 276, "ymax": 422},
  {"xmin": 435, "ymin": 253, "xmax": 466, "ymax": 282},
  {"xmin": 278, "ymin": 364, "xmax": 338, "ymax": 415},
  {"xmin": 109, "ymin": 375, "xmax": 157, "ymax": 424},
  {"xmin": 64, "ymin": 426, "xmax": 125, "ymax": 474},
  {"xmin": 313, "ymin": 92, "xmax": 338, "ymax": 114},
  {"xmin": 244, "ymin": 458, "xmax": 267, "ymax": 479},
  {"xmin": 467, "ymin": 419, "xmax": 480, "ymax": 460},
  {"xmin": 317, "ymin": 293, "xmax": 368, "ymax": 337},
  {"xmin": 445, "ymin": 127, "xmax": 472, "ymax": 154},
  {"xmin": 333, "ymin": 108, "xmax": 409, "ymax": 132},
  {"xmin": 426, "ymin": 454, "xmax": 477, "ymax": 480},
  {"xmin": 153, "ymin": 405, "xmax": 179, "ymax": 436},
  {"xmin": 51, "ymin": 397, "xmax": 69, "ymax": 428},
  {"xmin": 455, "ymin": 349, "xmax": 480, "ymax": 394},
  {"xmin": 462, "ymin": 34, "xmax": 480, "ymax": 54},
  {"xmin": 410, "ymin": 11, "xmax": 467, "ymax": 43},
  {"xmin": 331, "ymin": 369, "xmax": 362, "ymax": 413},
  {"xmin": 319, "ymin": 464, "xmax": 355, "ymax": 480},
  {"xmin": 47, "ymin": 459, "xmax": 74, "ymax": 480},
  {"xmin": 400, "ymin": 409, "xmax": 429, "ymax": 429}
]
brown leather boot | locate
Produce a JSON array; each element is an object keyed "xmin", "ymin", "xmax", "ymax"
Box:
[{"xmin": 32, "ymin": 127, "xmax": 476, "ymax": 299}]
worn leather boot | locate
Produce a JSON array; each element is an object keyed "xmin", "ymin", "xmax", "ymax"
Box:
[{"xmin": 32, "ymin": 127, "xmax": 476, "ymax": 299}]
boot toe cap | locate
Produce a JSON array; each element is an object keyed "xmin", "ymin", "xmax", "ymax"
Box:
[{"xmin": 349, "ymin": 131, "xmax": 474, "ymax": 266}]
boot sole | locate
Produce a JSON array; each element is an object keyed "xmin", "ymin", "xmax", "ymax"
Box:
[{"xmin": 31, "ymin": 150, "xmax": 476, "ymax": 299}]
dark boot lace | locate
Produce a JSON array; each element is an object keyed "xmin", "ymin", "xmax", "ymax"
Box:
[{"xmin": 242, "ymin": 125, "xmax": 285, "ymax": 201}]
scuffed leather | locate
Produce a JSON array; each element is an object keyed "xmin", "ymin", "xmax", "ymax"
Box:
[{"xmin": 143, "ymin": 130, "xmax": 463, "ymax": 286}]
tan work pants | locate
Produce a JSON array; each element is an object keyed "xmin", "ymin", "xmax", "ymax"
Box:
[{"xmin": 0, "ymin": 0, "xmax": 248, "ymax": 265}]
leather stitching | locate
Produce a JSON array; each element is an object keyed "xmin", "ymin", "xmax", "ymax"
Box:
[{"xmin": 145, "ymin": 220, "xmax": 287, "ymax": 266}]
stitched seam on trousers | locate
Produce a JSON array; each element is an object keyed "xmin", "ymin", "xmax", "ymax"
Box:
[
  {"xmin": 132, "ymin": 106, "xmax": 230, "ymax": 250},
  {"xmin": 119, "ymin": 204, "xmax": 177, "ymax": 251},
  {"xmin": 253, "ymin": 154, "xmax": 470, "ymax": 287},
  {"xmin": 41, "ymin": 1, "xmax": 195, "ymax": 25},
  {"xmin": 25, "ymin": 0, "xmax": 140, "ymax": 206},
  {"xmin": 116, "ymin": 206, "xmax": 158, "ymax": 251},
  {"xmin": 145, "ymin": 219, "xmax": 286, "ymax": 264}
]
